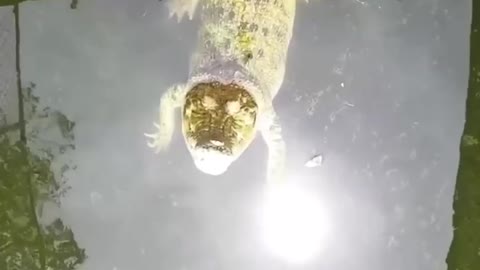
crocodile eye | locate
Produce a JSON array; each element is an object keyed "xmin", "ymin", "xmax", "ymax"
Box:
[
  {"xmin": 202, "ymin": 95, "xmax": 217, "ymax": 110},
  {"xmin": 226, "ymin": 101, "xmax": 241, "ymax": 115}
]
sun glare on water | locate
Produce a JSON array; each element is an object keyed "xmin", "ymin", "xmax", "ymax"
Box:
[{"xmin": 259, "ymin": 184, "xmax": 332, "ymax": 264}]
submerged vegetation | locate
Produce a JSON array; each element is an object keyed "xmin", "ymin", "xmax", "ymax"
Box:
[
  {"xmin": 1, "ymin": 1, "xmax": 84, "ymax": 268},
  {"xmin": 446, "ymin": 1, "xmax": 480, "ymax": 269},
  {"xmin": 0, "ymin": 84, "xmax": 86, "ymax": 270}
]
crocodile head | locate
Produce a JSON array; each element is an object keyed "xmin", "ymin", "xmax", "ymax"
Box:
[{"xmin": 182, "ymin": 81, "xmax": 258, "ymax": 176}]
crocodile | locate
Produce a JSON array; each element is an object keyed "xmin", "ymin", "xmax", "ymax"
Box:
[{"xmin": 145, "ymin": 0, "xmax": 308, "ymax": 184}]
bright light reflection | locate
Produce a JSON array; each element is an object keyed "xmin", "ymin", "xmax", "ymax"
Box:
[{"xmin": 259, "ymin": 184, "xmax": 332, "ymax": 264}]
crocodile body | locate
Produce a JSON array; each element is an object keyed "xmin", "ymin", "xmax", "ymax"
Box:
[{"xmin": 146, "ymin": 0, "xmax": 304, "ymax": 184}]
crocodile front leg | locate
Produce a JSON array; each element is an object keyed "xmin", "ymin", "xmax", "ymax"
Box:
[
  {"xmin": 260, "ymin": 106, "xmax": 287, "ymax": 186},
  {"xmin": 145, "ymin": 83, "xmax": 186, "ymax": 153}
]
